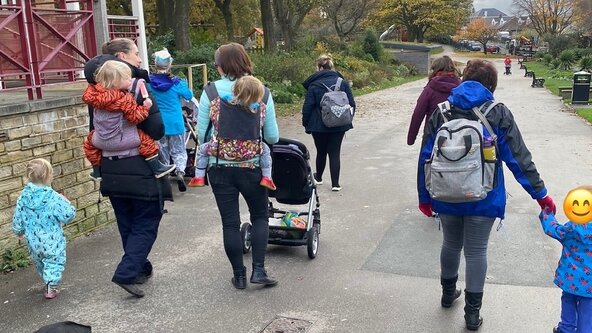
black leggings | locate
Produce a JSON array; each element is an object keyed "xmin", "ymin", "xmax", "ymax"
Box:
[{"xmin": 312, "ymin": 131, "xmax": 345, "ymax": 187}]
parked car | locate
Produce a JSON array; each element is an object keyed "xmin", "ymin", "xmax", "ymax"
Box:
[
  {"xmin": 485, "ymin": 44, "xmax": 501, "ymax": 53},
  {"xmin": 469, "ymin": 42, "xmax": 481, "ymax": 51}
]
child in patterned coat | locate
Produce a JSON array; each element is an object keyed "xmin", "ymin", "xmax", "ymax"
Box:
[
  {"xmin": 12, "ymin": 158, "xmax": 76, "ymax": 299},
  {"xmin": 539, "ymin": 185, "xmax": 592, "ymax": 333}
]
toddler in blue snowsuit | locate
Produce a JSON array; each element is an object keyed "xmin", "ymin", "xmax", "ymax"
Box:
[
  {"xmin": 12, "ymin": 158, "xmax": 76, "ymax": 299},
  {"xmin": 539, "ymin": 185, "xmax": 592, "ymax": 333}
]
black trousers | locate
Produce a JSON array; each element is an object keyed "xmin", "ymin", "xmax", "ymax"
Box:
[
  {"xmin": 110, "ymin": 197, "xmax": 162, "ymax": 284},
  {"xmin": 312, "ymin": 131, "xmax": 346, "ymax": 187},
  {"xmin": 208, "ymin": 167, "xmax": 269, "ymax": 272}
]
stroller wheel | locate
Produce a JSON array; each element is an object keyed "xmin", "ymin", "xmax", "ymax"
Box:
[
  {"xmin": 306, "ymin": 226, "xmax": 319, "ymax": 259},
  {"xmin": 241, "ymin": 223, "xmax": 252, "ymax": 254}
]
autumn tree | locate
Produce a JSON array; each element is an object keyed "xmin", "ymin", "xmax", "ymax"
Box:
[
  {"xmin": 573, "ymin": 0, "xmax": 592, "ymax": 34},
  {"xmin": 462, "ymin": 18, "xmax": 497, "ymax": 53},
  {"xmin": 322, "ymin": 0, "xmax": 377, "ymax": 40},
  {"xmin": 512, "ymin": 0, "xmax": 575, "ymax": 36},
  {"xmin": 260, "ymin": 0, "xmax": 276, "ymax": 51},
  {"xmin": 214, "ymin": 0, "xmax": 235, "ymax": 41},
  {"xmin": 373, "ymin": 0, "xmax": 471, "ymax": 43},
  {"xmin": 273, "ymin": 0, "xmax": 317, "ymax": 50}
]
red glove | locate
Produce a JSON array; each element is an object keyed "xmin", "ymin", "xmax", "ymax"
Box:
[
  {"xmin": 418, "ymin": 203, "xmax": 433, "ymax": 217},
  {"xmin": 537, "ymin": 195, "xmax": 556, "ymax": 214}
]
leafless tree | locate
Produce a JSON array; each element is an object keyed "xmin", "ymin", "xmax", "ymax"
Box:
[
  {"xmin": 512, "ymin": 0, "xmax": 574, "ymax": 35},
  {"xmin": 323, "ymin": 0, "xmax": 376, "ymax": 40}
]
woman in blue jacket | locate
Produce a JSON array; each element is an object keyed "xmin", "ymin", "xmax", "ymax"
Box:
[
  {"xmin": 197, "ymin": 43, "xmax": 279, "ymax": 289},
  {"xmin": 302, "ymin": 54, "xmax": 355, "ymax": 191},
  {"xmin": 417, "ymin": 59, "xmax": 555, "ymax": 330}
]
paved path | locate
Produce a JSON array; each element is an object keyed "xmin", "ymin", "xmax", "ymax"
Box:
[{"xmin": 1, "ymin": 54, "xmax": 591, "ymax": 333}]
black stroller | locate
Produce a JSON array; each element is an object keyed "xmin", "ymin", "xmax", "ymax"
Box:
[{"xmin": 241, "ymin": 138, "xmax": 321, "ymax": 259}]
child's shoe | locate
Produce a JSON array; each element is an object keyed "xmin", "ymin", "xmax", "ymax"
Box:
[
  {"xmin": 145, "ymin": 154, "xmax": 175, "ymax": 178},
  {"xmin": 260, "ymin": 177, "xmax": 277, "ymax": 191},
  {"xmin": 175, "ymin": 170, "xmax": 187, "ymax": 192},
  {"xmin": 44, "ymin": 284, "xmax": 60, "ymax": 299},
  {"xmin": 188, "ymin": 176, "xmax": 206, "ymax": 187},
  {"xmin": 90, "ymin": 166, "xmax": 102, "ymax": 181}
]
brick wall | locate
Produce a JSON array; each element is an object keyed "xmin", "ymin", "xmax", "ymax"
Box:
[{"xmin": 0, "ymin": 96, "xmax": 115, "ymax": 257}]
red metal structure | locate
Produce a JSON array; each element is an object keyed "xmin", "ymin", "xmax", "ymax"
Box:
[
  {"xmin": 0, "ymin": 0, "xmax": 97, "ymax": 100},
  {"xmin": 108, "ymin": 15, "xmax": 139, "ymax": 42}
]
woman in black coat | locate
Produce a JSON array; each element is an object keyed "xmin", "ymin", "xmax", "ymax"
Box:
[
  {"xmin": 84, "ymin": 38, "xmax": 171, "ymax": 298},
  {"xmin": 302, "ymin": 54, "xmax": 355, "ymax": 191}
]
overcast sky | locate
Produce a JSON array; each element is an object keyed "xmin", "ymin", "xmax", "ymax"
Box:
[{"xmin": 473, "ymin": 0, "xmax": 514, "ymax": 15}]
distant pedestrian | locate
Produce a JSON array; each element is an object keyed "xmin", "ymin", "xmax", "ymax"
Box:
[
  {"xmin": 417, "ymin": 59, "xmax": 556, "ymax": 330},
  {"xmin": 407, "ymin": 55, "xmax": 460, "ymax": 145},
  {"xmin": 302, "ymin": 54, "xmax": 356, "ymax": 191},
  {"xmin": 12, "ymin": 158, "xmax": 76, "ymax": 299},
  {"xmin": 539, "ymin": 185, "xmax": 592, "ymax": 333},
  {"xmin": 148, "ymin": 48, "xmax": 197, "ymax": 192},
  {"xmin": 504, "ymin": 55, "xmax": 512, "ymax": 75}
]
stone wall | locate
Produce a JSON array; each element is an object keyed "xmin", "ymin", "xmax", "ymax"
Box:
[{"xmin": 0, "ymin": 96, "xmax": 114, "ymax": 257}]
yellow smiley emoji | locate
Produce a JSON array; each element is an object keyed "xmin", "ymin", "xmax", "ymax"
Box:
[{"xmin": 564, "ymin": 188, "xmax": 592, "ymax": 224}]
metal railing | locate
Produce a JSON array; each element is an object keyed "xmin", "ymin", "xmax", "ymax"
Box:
[{"xmin": 0, "ymin": 0, "xmax": 96, "ymax": 99}]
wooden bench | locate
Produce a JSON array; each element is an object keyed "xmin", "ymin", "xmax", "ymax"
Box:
[
  {"xmin": 518, "ymin": 59, "xmax": 525, "ymax": 69},
  {"xmin": 531, "ymin": 72, "xmax": 545, "ymax": 87},
  {"xmin": 524, "ymin": 66, "xmax": 533, "ymax": 77}
]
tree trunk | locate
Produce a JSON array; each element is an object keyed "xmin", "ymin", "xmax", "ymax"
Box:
[
  {"xmin": 174, "ymin": 0, "xmax": 192, "ymax": 51},
  {"xmin": 259, "ymin": 0, "xmax": 275, "ymax": 52},
  {"xmin": 214, "ymin": 0, "xmax": 234, "ymax": 42},
  {"xmin": 155, "ymin": 0, "xmax": 174, "ymax": 34}
]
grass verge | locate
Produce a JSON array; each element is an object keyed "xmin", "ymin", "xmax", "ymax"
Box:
[{"xmin": 515, "ymin": 61, "xmax": 592, "ymax": 122}]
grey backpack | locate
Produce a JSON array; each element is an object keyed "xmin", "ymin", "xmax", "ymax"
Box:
[
  {"xmin": 318, "ymin": 77, "xmax": 354, "ymax": 127},
  {"xmin": 424, "ymin": 101, "xmax": 500, "ymax": 203}
]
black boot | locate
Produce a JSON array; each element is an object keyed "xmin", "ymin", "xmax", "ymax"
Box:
[
  {"xmin": 90, "ymin": 166, "xmax": 102, "ymax": 181},
  {"xmin": 250, "ymin": 263, "xmax": 277, "ymax": 286},
  {"xmin": 231, "ymin": 266, "xmax": 247, "ymax": 289},
  {"xmin": 441, "ymin": 275, "xmax": 462, "ymax": 308},
  {"xmin": 464, "ymin": 290, "xmax": 484, "ymax": 331}
]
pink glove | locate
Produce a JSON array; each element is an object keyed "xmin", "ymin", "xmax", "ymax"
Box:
[
  {"xmin": 537, "ymin": 195, "xmax": 556, "ymax": 214},
  {"xmin": 418, "ymin": 203, "xmax": 433, "ymax": 217}
]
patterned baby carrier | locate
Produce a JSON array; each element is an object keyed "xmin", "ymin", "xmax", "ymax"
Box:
[
  {"xmin": 203, "ymin": 82, "xmax": 270, "ymax": 163},
  {"xmin": 91, "ymin": 78, "xmax": 145, "ymax": 157}
]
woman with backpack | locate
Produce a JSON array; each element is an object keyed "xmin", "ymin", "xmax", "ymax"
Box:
[
  {"xmin": 302, "ymin": 54, "xmax": 356, "ymax": 192},
  {"xmin": 407, "ymin": 55, "xmax": 461, "ymax": 146},
  {"xmin": 83, "ymin": 38, "xmax": 172, "ymax": 298},
  {"xmin": 416, "ymin": 59, "xmax": 556, "ymax": 330},
  {"xmin": 196, "ymin": 43, "xmax": 279, "ymax": 289}
]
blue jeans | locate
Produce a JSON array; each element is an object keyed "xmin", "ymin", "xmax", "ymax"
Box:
[
  {"xmin": 558, "ymin": 291, "xmax": 592, "ymax": 333},
  {"xmin": 439, "ymin": 214, "xmax": 495, "ymax": 292},
  {"xmin": 110, "ymin": 197, "xmax": 162, "ymax": 284},
  {"xmin": 208, "ymin": 166, "xmax": 269, "ymax": 272}
]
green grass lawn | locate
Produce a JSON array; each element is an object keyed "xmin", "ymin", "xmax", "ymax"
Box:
[{"xmin": 518, "ymin": 61, "xmax": 592, "ymax": 123}]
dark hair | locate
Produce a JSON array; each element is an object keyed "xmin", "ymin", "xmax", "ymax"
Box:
[
  {"xmin": 101, "ymin": 38, "xmax": 136, "ymax": 56},
  {"xmin": 214, "ymin": 43, "xmax": 253, "ymax": 80},
  {"xmin": 462, "ymin": 59, "xmax": 498, "ymax": 93},
  {"xmin": 428, "ymin": 55, "xmax": 460, "ymax": 80}
]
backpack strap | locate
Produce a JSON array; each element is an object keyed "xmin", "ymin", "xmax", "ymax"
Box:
[
  {"xmin": 471, "ymin": 101, "xmax": 500, "ymax": 141},
  {"xmin": 437, "ymin": 101, "xmax": 451, "ymax": 122},
  {"xmin": 333, "ymin": 77, "xmax": 343, "ymax": 92},
  {"xmin": 203, "ymin": 81, "xmax": 219, "ymax": 101}
]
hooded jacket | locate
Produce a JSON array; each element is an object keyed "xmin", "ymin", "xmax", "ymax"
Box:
[
  {"xmin": 417, "ymin": 81, "xmax": 547, "ymax": 218},
  {"xmin": 148, "ymin": 74, "xmax": 194, "ymax": 136},
  {"xmin": 540, "ymin": 212, "xmax": 592, "ymax": 297},
  {"xmin": 301, "ymin": 70, "xmax": 356, "ymax": 133},
  {"xmin": 12, "ymin": 183, "xmax": 76, "ymax": 257},
  {"xmin": 407, "ymin": 74, "xmax": 460, "ymax": 145}
]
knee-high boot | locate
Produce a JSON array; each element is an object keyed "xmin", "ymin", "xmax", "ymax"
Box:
[
  {"xmin": 464, "ymin": 290, "xmax": 484, "ymax": 330},
  {"xmin": 441, "ymin": 275, "xmax": 462, "ymax": 308}
]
